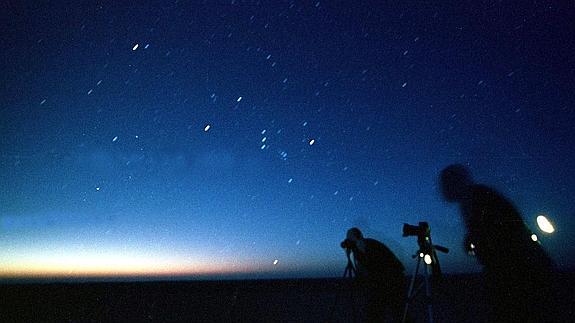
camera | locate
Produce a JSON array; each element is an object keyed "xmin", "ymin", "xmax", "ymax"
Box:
[
  {"xmin": 340, "ymin": 239, "xmax": 355, "ymax": 250},
  {"xmin": 403, "ymin": 222, "xmax": 430, "ymax": 240},
  {"xmin": 402, "ymin": 222, "xmax": 449, "ymax": 254}
]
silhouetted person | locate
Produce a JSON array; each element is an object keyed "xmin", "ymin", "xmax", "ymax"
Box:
[
  {"xmin": 439, "ymin": 164, "xmax": 555, "ymax": 322},
  {"xmin": 344, "ymin": 227, "xmax": 406, "ymax": 323}
]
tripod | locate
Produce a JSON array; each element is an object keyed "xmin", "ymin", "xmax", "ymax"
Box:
[
  {"xmin": 327, "ymin": 250, "xmax": 358, "ymax": 323},
  {"xmin": 343, "ymin": 251, "xmax": 357, "ymax": 279},
  {"xmin": 402, "ymin": 250, "xmax": 435, "ymax": 323}
]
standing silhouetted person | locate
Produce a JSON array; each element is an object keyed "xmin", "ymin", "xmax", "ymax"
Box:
[
  {"xmin": 439, "ymin": 164, "xmax": 555, "ymax": 322},
  {"xmin": 343, "ymin": 227, "xmax": 406, "ymax": 323}
]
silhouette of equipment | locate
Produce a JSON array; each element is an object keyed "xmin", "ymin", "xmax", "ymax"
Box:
[
  {"xmin": 327, "ymin": 248, "xmax": 358, "ymax": 323},
  {"xmin": 402, "ymin": 222, "xmax": 449, "ymax": 323},
  {"xmin": 342, "ymin": 249, "xmax": 357, "ymax": 280}
]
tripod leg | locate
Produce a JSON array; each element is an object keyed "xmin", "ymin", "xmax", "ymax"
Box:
[
  {"xmin": 403, "ymin": 256, "xmax": 421, "ymax": 323},
  {"xmin": 327, "ymin": 262, "xmax": 356, "ymax": 323},
  {"xmin": 424, "ymin": 262, "xmax": 433, "ymax": 323},
  {"xmin": 350, "ymin": 277, "xmax": 357, "ymax": 323}
]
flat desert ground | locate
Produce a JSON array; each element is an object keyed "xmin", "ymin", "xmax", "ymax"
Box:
[{"xmin": 1, "ymin": 273, "xmax": 573, "ymax": 322}]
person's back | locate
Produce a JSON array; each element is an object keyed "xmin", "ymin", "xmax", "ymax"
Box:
[
  {"xmin": 344, "ymin": 228, "xmax": 406, "ymax": 322},
  {"xmin": 440, "ymin": 165, "xmax": 556, "ymax": 322},
  {"xmin": 357, "ymin": 238, "xmax": 405, "ymax": 281},
  {"xmin": 465, "ymin": 185, "xmax": 553, "ymax": 273}
]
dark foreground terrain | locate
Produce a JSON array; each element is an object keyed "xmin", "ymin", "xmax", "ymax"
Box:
[{"xmin": 1, "ymin": 273, "xmax": 573, "ymax": 322}]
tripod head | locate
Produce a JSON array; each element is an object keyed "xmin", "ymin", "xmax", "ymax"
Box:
[{"xmin": 403, "ymin": 222, "xmax": 449, "ymax": 280}]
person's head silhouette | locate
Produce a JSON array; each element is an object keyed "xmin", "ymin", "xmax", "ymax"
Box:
[
  {"xmin": 346, "ymin": 227, "xmax": 363, "ymax": 243},
  {"xmin": 439, "ymin": 164, "xmax": 473, "ymax": 202}
]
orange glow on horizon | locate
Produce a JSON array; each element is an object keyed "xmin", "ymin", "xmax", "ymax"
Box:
[
  {"xmin": 0, "ymin": 263, "xmax": 267, "ymax": 279},
  {"xmin": 0, "ymin": 251, "xmax": 271, "ymax": 279}
]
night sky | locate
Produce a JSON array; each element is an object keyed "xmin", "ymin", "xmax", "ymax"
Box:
[{"xmin": 1, "ymin": 1, "xmax": 574, "ymax": 280}]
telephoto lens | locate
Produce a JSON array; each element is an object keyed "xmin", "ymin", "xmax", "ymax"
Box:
[{"xmin": 340, "ymin": 239, "xmax": 354, "ymax": 249}]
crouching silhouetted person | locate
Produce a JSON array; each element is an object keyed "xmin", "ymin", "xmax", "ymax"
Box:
[
  {"xmin": 439, "ymin": 164, "xmax": 556, "ymax": 322},
  {"xmin": 344, "ymin": 227, "xmax": 406, "ymax": 323}
]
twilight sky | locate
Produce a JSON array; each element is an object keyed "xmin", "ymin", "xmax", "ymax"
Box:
[{"xmin": 1, "ymin": 0, "xmax": 574, "ymax": 280}]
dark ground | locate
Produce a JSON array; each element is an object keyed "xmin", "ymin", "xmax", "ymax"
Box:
[{"xmin": 1, "ymin": 273, "xmax": 573, "ymax": 322}]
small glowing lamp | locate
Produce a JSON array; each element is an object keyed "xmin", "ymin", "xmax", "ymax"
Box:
[
  {"xmin": 424, "ymin": 254, "xmax": 432, "ymax": 265},
  {"xmin": 419, "ymin": 253, "xmax": 424, "ymax": 258},
  {"xmin": 536, "ymin": 215, "xmax": 555, "ymax": 233},
  {"xmin": 531, "ymin": 234, "xmax": 538, "ymax": 242}
]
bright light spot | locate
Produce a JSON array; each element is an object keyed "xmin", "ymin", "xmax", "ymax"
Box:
[
  {"xmin": 95, "ymin": 187, "xmax": 100, "ymax": 191},
  {"xmin": 531, "ymin": 234, "xmax": 538, "ymax": 242},
  {"xmin": 40, "ymin": 99, "xmax": 47, "ymax": 105},
  {"xmin": 112, "ymin": 136, "xmax": 118, "ymax": 142},
  {"xmin": 261, "ymin": 129, "xmax": 266, "ymax": 135},
  {"xmin": 288, "ymin": 178, "xmax": 293, "ymax": 183},
  {"xmin": 261, "ymin": 137, "xmax": 267, "ymax": 142},
  {"xmin": 260, "ymin": 144, "xmax": 266, "ymax": 150},
  {"xmin": 144, "ymin": 44, "xmax": 150, "ymax": 49},
  {"xmin": 470, "ymin": 243, "xmax": 475, "ymax": 249},
  {"xmin": 309, "ymin": 139, "xmax": 315, "ymax": 145},
  {"xmin": 237, "ymin": 96, "xmax": 242, "ymax": 102},
  {"xmin": 537, "ymin": 215, "xmax": 555, "ymax": 233},
  {"xmin": 132, "ymin": 44, "xmax": 139, "ymax": 51},
  {"xmin": 97, "ymin": 80, "xmax": 102, "ymax": 85},
  {"xmin": 204, "ymin": 124, "xmax": 211, "ymax": 132},
  {"xmin": 402, "ymin": 82, "xmax": 407, "ymax": 87},
  {"xmin": 419, "ymin": 253, "xmax": 424, "ymax": 258},
  {"xmin": 273, "ymin": 259, "xmax": 279, "ymax": 265},
  {"xmin": 87, "ymin": 89, "xmax": 93, "ymax": 95},
  {"xmin": 424, "ymin": 254, "xmax": 432, "ymax": 265}
]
